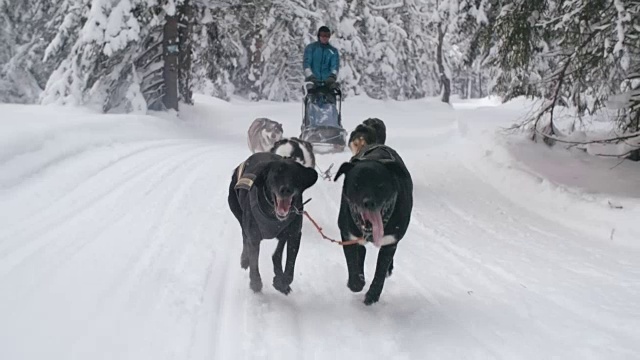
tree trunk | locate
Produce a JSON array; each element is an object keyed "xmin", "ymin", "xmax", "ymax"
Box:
[
  {"xmin": 477, "ymin": 61, "xmax": 483, "ymax": 98},
  {"xmin": 178, "ymin": 1, "xmax": 193, "ymax": 105},
  {"xmin": 626, "ymin": 111, "xmax": 640, "ymax": 161},
  {"xmin": 436, "ymin": 22, "xmax": 450, "ymax": 104},
  {"xmin": 163, "ymin": 15, "xmax": 179, "ymax": 111}
]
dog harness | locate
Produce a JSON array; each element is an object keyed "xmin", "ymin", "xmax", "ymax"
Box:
[
  {"xmin": 233, "ymin": 153, "xmax": 298, "ymax": 240},
  {"xmin": 351, "ymin": 144, "xmax": 397, "ymax": 163},
  {"xmin": 234, "ymin": 160, "xmax": 254, "ymax": 191}
]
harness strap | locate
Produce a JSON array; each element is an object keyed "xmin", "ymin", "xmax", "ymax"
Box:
[
  {"xmin": 234, "ymin": 160, "xmax": 255, "ymax": 190},
  {"xmin": 352, "ymin": 144, "xmax": 397, "ymax": 163}
]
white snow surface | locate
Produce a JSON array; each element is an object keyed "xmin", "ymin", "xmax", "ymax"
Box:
[{"xmin": 1, "ymin": 94, "xmax": 639, "ymax": 359}]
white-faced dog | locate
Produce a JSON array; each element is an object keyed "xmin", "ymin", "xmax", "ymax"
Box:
[
  {"xmin": 270, "ymin": 137, "xmax": 316, "ymax": 169},
  {"xmin": 247, "ymin": 118, "xmax": 284, "ymax": 153}
]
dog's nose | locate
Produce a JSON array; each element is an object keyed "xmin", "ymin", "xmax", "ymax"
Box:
[
  {"xmin": 362, "ymin": 198, "xmax": 375, "ymax": 210},
  {"xmin": 279, "ymin": 186, "xmax": 292, "ymax": 197}
]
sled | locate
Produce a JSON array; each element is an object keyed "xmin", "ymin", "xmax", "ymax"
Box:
[{"xmin": 300, "ymin": 82, "xmax": 348, "ymax": 154}]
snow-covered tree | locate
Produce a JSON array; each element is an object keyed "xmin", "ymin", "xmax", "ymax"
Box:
[
  {"xmin": 198, "ymin": 0, "xmax": 317, "ymax": 101},
  {"xmin": 40, "ymin": 0, "xmax": 195, "ymax": 113},
  {"xmin": 0, "ymin": 0, "xmax": 79, "ymax": 103},
  {"xmin": 451, "ymin": 0, "xmax": 491, "ymax": 99},
  {"xmin": 191, "ymin": 3, "xmax": 240, "ymax": 100},
  {"xmin": 1, "ymin": 0, "xmax": 499, "ymax": 107},
  {"xmin": 258, "ymin": 0, "xmax": 317, "ymax": 101},
  {"xmin": 320, "ymin": 0, "xmax": 366, "ymax": 97},
  {"xmin": 486, "ymin": 0, "xmax": 640, "ymax": 150},
  {"xmin": 358, "ymin": 5, "xmax": 404, "ymax": 99}
]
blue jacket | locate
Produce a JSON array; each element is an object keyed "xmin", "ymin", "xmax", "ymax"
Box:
[{"xmin": 303, "ymin": 41, "xmax": 339, "ymax": 81}]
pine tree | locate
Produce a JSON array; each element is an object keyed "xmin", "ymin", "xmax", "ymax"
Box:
[
  {"xmin": 191, "ymin": 2, "xmax": 242, "ymax": 100},
  {"xmin": 486, "ymin": 0, "xmax": 640, "ymax": 149},
  {"xmin": 41, "ymin": 0, "xmax": 195, "ymax": 113},
  {"xmin": 331, "ymin": 0, "xmax": 367, "ymax": 97},
  {"xmin": 0, "ymin": 0, "xmax": 78, "ymax": 103},
  {"xmin": 358, "ymin": 3, "xmax": 403, "ymax": 99},
  {"xmin": 258, "ymin": 0, "xmax": 316, "ymax": 101},
  {"xmin": 452, "ymin": 0, "xmax": 491, "ymax": 99}
]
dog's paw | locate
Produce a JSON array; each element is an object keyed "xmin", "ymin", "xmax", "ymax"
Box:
[
  {"xmin": 272, "ymin": 275, "xmax": 292, "ymax": 295},
  {"xmin": 250, "ymin": 278, "xmax": 263, "ymax": 293},
  {"xmin": 363, "ymin": 290, "xmax": 380, "ymax": 305},
  {"xmin": 240, "ymin": 253, "xmax": 249, "ymax": 270},
  {"xmin": 347, "ymin": 274, "xmax": 365, "ymax": 293}
]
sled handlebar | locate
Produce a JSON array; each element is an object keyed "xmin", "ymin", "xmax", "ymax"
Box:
[{"xmin": 303, "ymin": 82, "xmax": 342, "ymax": 97}]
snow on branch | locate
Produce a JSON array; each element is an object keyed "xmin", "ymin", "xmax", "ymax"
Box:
[{"xmin": 365, "ymin": 0, "xmax": 405, "ymax": 11}]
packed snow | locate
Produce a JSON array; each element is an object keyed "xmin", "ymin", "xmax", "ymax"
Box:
[{"xmin": 0, "ymin": 94, "xmax": 639, "ymax": 359}]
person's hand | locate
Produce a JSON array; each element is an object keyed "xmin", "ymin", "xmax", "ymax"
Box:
[
  {"xmin": 325, "ymin": 74, "xmax": 337, "ymax": 84},
  {"xmin": 305, "ymin": 75, "xmax": 317, "ymax": 83}
]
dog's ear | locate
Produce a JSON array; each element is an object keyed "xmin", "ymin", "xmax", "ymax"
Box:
[
  {"xmin": 334, "ymin": 162, "xmax": 355, "ymax": 181},
  {"xmin": 270, "ymin": 139, "xmax": 286, "ymax": 153},
  {"xmin": 297, "ymin": 164, "xmax": 318, "ymax": 191},
  {"xmin": 383, "ymin": 161, "xmax": 407, "ymax": 178}
]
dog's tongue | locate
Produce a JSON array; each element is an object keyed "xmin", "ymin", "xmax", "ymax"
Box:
[
  {"xmin": 361, "ymin": 210, "xmax": 384, "ymax": 247},
  {"xmin": 275, "ymin": 196, "xmax": 292, "ymax": 218}
]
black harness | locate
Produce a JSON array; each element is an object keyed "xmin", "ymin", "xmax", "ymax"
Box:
[
  {"xmin": 234, "ymin": 154, "xmax": 298, "ymax": 240},
  {"xmin": 350, "ymin": 144, "xmax": 397, "ymax": 163}
]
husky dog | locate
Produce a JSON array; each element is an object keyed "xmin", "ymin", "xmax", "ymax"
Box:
[
  {"xmin": 270, "ymin": 137, "xmax": 316, "ymax": 169},
  {"xmin": 247, "ymin": 118, "xmax": 284, "ymax": 153}
]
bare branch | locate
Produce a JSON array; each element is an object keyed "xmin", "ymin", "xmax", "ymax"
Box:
[{"xmin": 533, "ymin": 129, "xmax": 640, "ymax": 146}]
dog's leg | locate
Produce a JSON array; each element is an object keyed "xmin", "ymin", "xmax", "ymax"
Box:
[
  {"xmin": 272, "ymin": 239, "xmax": 286, "ymax": 277},
  {"xmin": 240, "ymin": 230, "xmax": 250, "ymax": 269},
  {"xmin": 246, "ymin": 240, "xmax": 262, "ymax": 293},
  {"xmin": 364, "ymin": 244, "xmax": 397, "ymax": 305},
  {"xmin": 343, "ymin": 244, "xmax": 366, "ymax": 293},
  {"xmin": 273, "ymin": 230, "xmax": 300, "ymax": 295},
  {"xmin": 241, "ymin": 248, "xmax": 249, "ymax": 270},
  {"xmin": 283, "ymin": 231, "xmax": 301, "ymax": 283},
  {"xmin": 271, "ymin": 239, "xmax": 291, "ymax": 294}
]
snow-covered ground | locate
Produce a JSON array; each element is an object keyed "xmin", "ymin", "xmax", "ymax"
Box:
[{"xmin": 1, "ymin": 94, "xmax": 639, "ymax": 359}]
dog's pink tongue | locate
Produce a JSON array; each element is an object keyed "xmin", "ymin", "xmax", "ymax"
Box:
[
  {"xmin": 276, "ymin": 196, "xmax": 292, "ymax": 217},
  {"xmin": 362, "ymin": 210, "xmax": 384, "ymax": 247}
]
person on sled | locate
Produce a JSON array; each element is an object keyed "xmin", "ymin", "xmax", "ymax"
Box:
[
  {"xmin": 303, "ymin": 26, "xmax": 340, "ymax": 99},
  {"xmin": 302, "ymin": 26, "xmax": 341, "ymax": 129}
]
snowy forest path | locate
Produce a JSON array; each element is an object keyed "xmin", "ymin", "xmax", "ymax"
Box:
[{"xmin": 0, "ymin": 100, "xmax": 639, "ymax": 359}]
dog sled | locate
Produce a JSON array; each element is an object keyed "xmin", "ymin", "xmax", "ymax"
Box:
[{"xmin": 299, "ymin": 81, "xmax": 348, "ymax": 154}]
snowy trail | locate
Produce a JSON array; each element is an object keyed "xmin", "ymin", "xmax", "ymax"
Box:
[{"xmin": 1, "ymin": 100, "xmax": 639, "ymax": 359}]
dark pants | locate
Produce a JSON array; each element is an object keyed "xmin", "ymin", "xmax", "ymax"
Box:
[{"xmin": 306, "ymin": 84, "xmax": 336, "ymax": 104}]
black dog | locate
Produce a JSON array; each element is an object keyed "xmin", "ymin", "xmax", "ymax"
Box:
[
  {"xmin": 334, "ymin": 144, "xmax": 413, "ymax": 305},
  {"xmin": 363, "ymin": 117, "xmax": 386, "ymax": 144},
  {"xmin": 228, "ymin": 152, "xmax": 318, "ymax": 294},
  {"xmin": 348, "ymin": 118, "xmax": 386, "ymax": 156}
]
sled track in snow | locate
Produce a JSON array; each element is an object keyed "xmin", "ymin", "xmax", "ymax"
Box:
[{"xmin": 1, "ymin": 109, "xmax": 639, "ymax": 359}]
